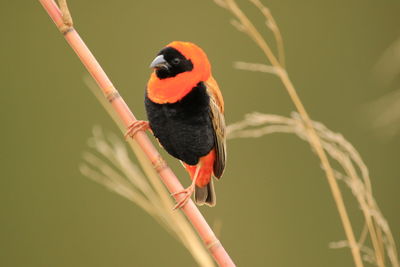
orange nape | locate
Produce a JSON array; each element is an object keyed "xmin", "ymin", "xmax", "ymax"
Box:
[{"xmin": 183, "ymin": 149, "xmax": 216, "ymax": 187}]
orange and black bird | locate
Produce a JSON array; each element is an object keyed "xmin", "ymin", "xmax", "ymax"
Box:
[{"xmin": 126, "ymin": 41, "xmax": 226, "ymax": 208}]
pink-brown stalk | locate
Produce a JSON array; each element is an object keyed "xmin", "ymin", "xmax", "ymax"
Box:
[{"xmin": 39, "ymin": 1, "xmax": 235, "ymax": 266}]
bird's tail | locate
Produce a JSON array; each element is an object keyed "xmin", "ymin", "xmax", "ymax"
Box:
[
  {"xmin": 183, "ymin": 151, "xmax": 216, "ymax": 207},
  {"xmin": 194, "ymin": 179, "xmax": 216, "ymax": 207}
]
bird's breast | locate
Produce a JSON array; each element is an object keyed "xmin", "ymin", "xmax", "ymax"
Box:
[{"xmin": 144, "ymin": 82, "xmax": 215, "ymax": 165}]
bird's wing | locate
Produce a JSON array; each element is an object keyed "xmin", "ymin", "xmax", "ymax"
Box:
[{"xmin": 205, "ymin": 76, "xmax": 226, "ymax": 178}]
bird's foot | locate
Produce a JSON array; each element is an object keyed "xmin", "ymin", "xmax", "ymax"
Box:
[
  {"xmin": 124, "ymin": 120, "xmax": 150, "ymax": 139},
  {"xmin": 57, "ymin": 0, "xmax": 74, "ymax": 34},
  {"xmin": 171, "ymin": 184, "xmax": 195, "ymax": 210}
]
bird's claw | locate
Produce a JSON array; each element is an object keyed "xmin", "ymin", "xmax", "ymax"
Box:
[
  {"xmin": 124, "ymin": 121, "xmax": 150, "ymax": 139},
  {"xmin": 171, "ymin": 186, "xmax": 195, "ymax": 210}
]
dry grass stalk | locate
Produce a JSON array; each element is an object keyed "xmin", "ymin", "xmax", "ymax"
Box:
[
  {"xmin": 80, "ymin": 127, "xmax": 215, "ymax": 267},
  {"xmin": 368, "ymin": 37, "xmax": 400, "ymax": 139},
  {"xmin": 215, "ymin": 0, "xmax": 399, "ymax": 266},
  {"xmin": 82, "ymin": 78, "xmax": 216, "ymax": 266},
  {"xmin": 368, "ymin": 90, "xmax": 400, "ymax": 138},
  {"xmin": 227, "ymin": 112, "xmax": 399, "ymax": 266},
  {"xmin": 373, "ymin": 37, "xmax": 400, "ymax": 88}
]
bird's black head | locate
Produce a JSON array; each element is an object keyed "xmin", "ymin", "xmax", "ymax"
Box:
[{"xmin": 150, "ymin": 47, "xmax": 193, "ymax": 79}]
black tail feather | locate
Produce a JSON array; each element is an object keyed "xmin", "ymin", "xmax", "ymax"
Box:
[{"xmin": 194, "ymin": 180, "xmax": 216, "ymax": 207}]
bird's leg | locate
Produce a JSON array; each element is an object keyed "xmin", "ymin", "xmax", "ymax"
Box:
[
  {"xmin": 124, "ymin": 120, "xmax": 151, "ymax": 139},
  {"xmin": 171, "ymin": 164, "xmax": 201, "ymax": 210},
  {"xmin": 57, "ymin": 0, "xmax": 74, "ymax": 34}
]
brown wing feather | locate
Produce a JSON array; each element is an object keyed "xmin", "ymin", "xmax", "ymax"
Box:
[{"xmin": 205, "ymin": 76, "xmax": 226, "ymax": 178}]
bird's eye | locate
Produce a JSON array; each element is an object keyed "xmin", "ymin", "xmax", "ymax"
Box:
[{"xmin": 172, "ymin": 58, "xmax": 181, "ymax": 65}]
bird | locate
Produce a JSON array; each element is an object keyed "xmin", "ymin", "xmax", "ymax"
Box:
[{"xmin": 125, "ymin": 41, "xmax": 226, "ymax": 209}]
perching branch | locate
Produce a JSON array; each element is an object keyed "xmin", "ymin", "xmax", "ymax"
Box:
[{"xmin": 39, "ymin": 1, "xmax": 235, "ymax": 266}]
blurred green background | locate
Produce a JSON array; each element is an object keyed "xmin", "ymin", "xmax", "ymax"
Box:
[{"xmin": 1, "ymin": 1, "xmax": 399, "ymax": 266}]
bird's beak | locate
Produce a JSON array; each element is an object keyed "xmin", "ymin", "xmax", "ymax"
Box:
[{"xmin": 149, "ymin": 55, "xmax": 169, "ymax": 69}]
